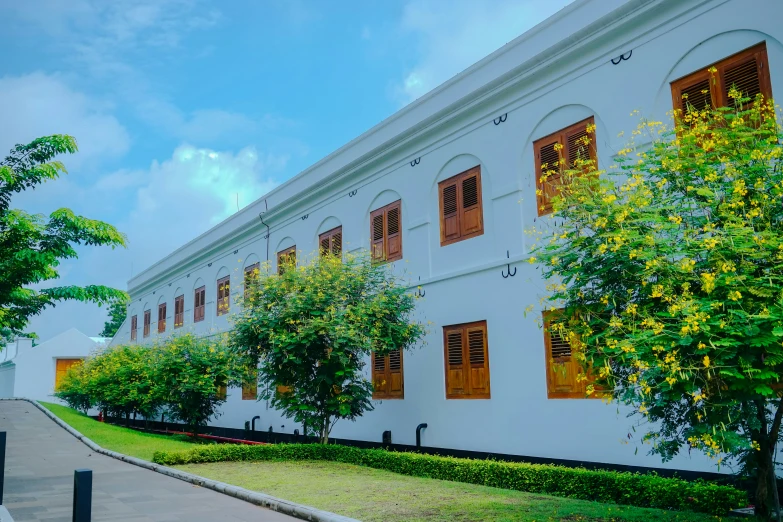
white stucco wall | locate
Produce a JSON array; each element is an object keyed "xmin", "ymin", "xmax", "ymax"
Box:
[
  {"xmin": 117, "ymin": 0, "xmax": 783, "ymax": 474},
  {"xmin": 3, "ymin": 329, "xmax": 105, "ymax": 403}
]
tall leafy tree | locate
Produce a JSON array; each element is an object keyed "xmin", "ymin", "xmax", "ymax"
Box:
[
  {"xmin": 530, "ymin": 94, "xmax": 781, "ymax": 518},
  {"xmin": 0, "ymin": 135, "xmax": 127, "ymax": 339},
  {"xmin": 99, "ymin": 299, "xmax": 128, "ymax": 338},
  {"xmin": 230, "ymin": 252, "xmax": 425, "ymax": 443}
]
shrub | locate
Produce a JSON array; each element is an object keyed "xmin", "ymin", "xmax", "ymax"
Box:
[
  {"xmin": 152, "ymin": 443, "xmax": 746, "ymax": 515},
  {"xmin": 55, "ymin": 362, "xmax": 92, "ymax": 413}
]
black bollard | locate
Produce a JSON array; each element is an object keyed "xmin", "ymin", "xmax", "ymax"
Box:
[{"xmin": 73, "ymin": 469, "xmax": 92, "ymax": 522}]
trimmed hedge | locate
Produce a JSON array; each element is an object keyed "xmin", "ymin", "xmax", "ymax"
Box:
[{"xmin": 152, "ymin": 443, "xmax": 746, "ymax": 515}]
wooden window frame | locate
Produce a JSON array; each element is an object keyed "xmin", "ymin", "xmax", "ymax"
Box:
[
  {"xmin": 55, "ymin": 358, "xmax": 83, "ymax": 391},
  {"xmin": 174, "ymin": 295, "xmax": 184, "ymax": 328},
  {"xmin": 371, "ymin": 348, "xmax": 404, "ymax": 400},
  {"xmin": 543, "ymin": 309, "xmax": 599, "ymax": 399},
  {"xmin": 217, "ymin": 276, "xmax": 230, "ymax": 316},
  {"xmin": 194, "ymin": 286, "xmax": 206, "ymax": 323},
  {"xmin": 277, "ymin": 246, "xmax": 296, "ymax": 275},
  {"xmin": 143, "ymin": 309, "xmax": 151, "ymax": 338},
  {"xmin": 671, "ymin": 42, "xmax": 772, "ymax": 114},
  {"xmin": 533, "ymin": 116, "xmax": 596, "ymax": 217},
  {"xmin": 443, "ymin": 320, "xmax": 490, "ymax": 399},
  {"xmin": 370, "ymin": 200, "xmax": 402, "ymax": 263},
  {"xmin": 157, "ymin": 302, "xmax": 167, "ymax": 333},
  {"xmin": 130, "ymin": 315, "xmax": 137, "ymax": 341},
  {"xmin": 319, "ymin": 226, "xmax": 343, "ymax": 258},
  {"xmin": 438, "ymin": 166, "xmax": 484, "ymax": 247}
]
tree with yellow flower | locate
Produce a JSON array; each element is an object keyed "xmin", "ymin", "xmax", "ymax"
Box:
[
  {"xmin": 230, "ymin": 251, "xmax": 425, "ymax": 444},
  {"xmin": 530, "ymin": 93, "xmax": 783, "ymax": 518}
]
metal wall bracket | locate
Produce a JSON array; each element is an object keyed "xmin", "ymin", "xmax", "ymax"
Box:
[
  {"xmin": 493, "ymin": 113, "xmax": 508, "ymax": 125},
  {"xmin": 611, "ymin": 50, "xmax": 632, "ymax": 65},
  {"xmin": 410, "ymin": 157, "xmax": 421, "ymax": 167},
  {"xmin": 501, "ymin": 250, "xmax": 517, "ymax": 278}
]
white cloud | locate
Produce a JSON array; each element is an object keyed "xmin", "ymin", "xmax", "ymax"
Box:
[
  {"xmin": 397, "ymin": 0, "xmax": 575, "ymax": 102},
  {"xmin": 0, "ymin": 73, "xmax": 130, "ymax": 168},
  {"xmin": 22, "ymin": 143, "xmax": 284, "ymax": 342}
]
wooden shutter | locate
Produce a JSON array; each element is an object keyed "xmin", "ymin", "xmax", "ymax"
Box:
[
  {"xmin": 174, "ymin": 295, "xmax": 184, "ymax": 328},
  {"xmin": 671, "ymin": 42, "xmax": 772, "ymax": 113},
  {"xmin": 244, "ymin": 263, "xmax": 260, "ymax": 301},
  {"xmin": 143, "ymin": 310, "xmax": 151, "ymax": 337},
  {"xmin": 371, "ymin": 209, "xmax": 385, "ymax": 260},
  {"xmin": 535, "ymin": 138, "xmax": 561, "ymax": 215},
  {"xmin": 370, "ymin": 200, "xmax": 402, "ymax": 263},
  {"xmin": 439, "ymin": 179, "xmax": 460, "ymax": 244},
  {"xmin": 444, "ymin": 327, "xmax": 467, "ymax": 397},
  {"xmin": 534, "ymin": 117, "xmax": 595, "ymax": 217},
  {"xmin": 217, "ymin": 276, "xmax": 230, "ymax": 316},
  {"xmin": 216, "ymin": 384, "xmax": 227, "ymax": 400},
  {"xmin": 439, "ymin": 167, "xmax": 484, "ymax": 246},
  {"xmin": 277, "ymin": 246, "xmax": 296, "ymax": 275},
  {"xmin": 543, "ymin": 310, "xmax": 583, "ymax": 399},
  {"xmin": 372, "ymin": 348, "xmax": 404, "ymax": 399},
  {"xmin": 194, "ymin": 286, "xmax": 205, "ymax": 323},
  {"xmin": 130, "ymin": 315, "xmax": 137, "ymax": 341},
  {"xmin": 55, "ymin": 358, "xmax": 83, "ymax": 391},
  {"xmin": 444, "ymin": 321, "xmax": 490, "ymax": 399},
  {"xmin": 386, "ymin": 202, "xmax": 402, "ymax": 261},
  {"xmin": 372, "ymin": 352, "xmax": 387, "ymax": 396},
  {"xmin": 319, "ymin": 227, "xmax": 343, "ymax": 258},
  {"xmin": 460, "ymin": 168, "xmax": 482, "ymax": 237},
  {"xmin": 466, "ymin": 325, "xmax": 490, "ymax": 397},
  {"xmin": 157, "ymin": 303, "xmax": 166, "ymax": 333},
  {"xmin": 242, "ymin": 372, "xmax": 258, "ymax": 400}
]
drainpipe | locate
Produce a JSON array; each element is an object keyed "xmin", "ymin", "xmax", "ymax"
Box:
[
  {"xmin": 258, "ymin": 199, "xmax": 270, "ymax": 269},
  {"xmin": 251, "ymin": 416, "xmax": 260, "ymax": 431},
  {"xmin": 416, "ymin": 423, "xmax": 428, "ymax": 449}
]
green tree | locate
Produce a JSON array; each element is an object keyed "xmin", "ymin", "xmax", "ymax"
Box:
[
  {"xmin": 230, "ymin": 252, "xmax": 425, "ymax": 443},
  {"xmin": 156, "ymin": 334, "xmax": 244, "ymax": 435},
  {"xmin": 99, "ymin": 299, "xmax": 128, "ymax": 338},
  {"xmin": 0, "ymin": 135, "xmax": 127, "ymax": 339},
  {"xmin": 530, "ymin": 94, "xmax": 781, "ymax": 517},
  {"xmin": 78, "ymin": 345, "xmax": 163, "ymax": 423}
]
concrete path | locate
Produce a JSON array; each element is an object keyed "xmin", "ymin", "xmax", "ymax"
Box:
[{"xmin": 0, "ymin": 401, "xmax": 298, "ymax": 521}]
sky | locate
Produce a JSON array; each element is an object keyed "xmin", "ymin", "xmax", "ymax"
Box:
[{"xmin": 0, "ymin": 0, "xmax": 574, "ymax": 343}]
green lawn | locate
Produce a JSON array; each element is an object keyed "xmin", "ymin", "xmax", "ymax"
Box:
[
  {"xmin": 40, "ymin": 401, "xmax": 198, "ymax": 461},
  {"xmin": 42, "ymin": 402, "xmax": 725, "ymax": 521},
  {"xmin": 177, "ymin": 460, "xmax": 724, "ymax": 522}
]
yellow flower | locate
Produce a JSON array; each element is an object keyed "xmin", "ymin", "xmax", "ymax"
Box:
[
  {"xmin": 728, "ymin": 290, "xmax": 742, "ymax": 301},
  {"xmin": 703, "ymin": 355, "xmax": 710, "ymax": 368}
]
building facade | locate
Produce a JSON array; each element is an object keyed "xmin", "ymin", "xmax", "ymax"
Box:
[
  {"xmin": 0, "ymin": 329, "xmax": 109, "ymax": 403},
  {"xmin": 112, "ymin": 0, "xmax": 783, "ymax": 473}
]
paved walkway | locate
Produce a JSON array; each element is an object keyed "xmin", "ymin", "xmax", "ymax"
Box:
[{"xmin": 0, "ymin": 401, "xmax": 298, "ymax": 521}]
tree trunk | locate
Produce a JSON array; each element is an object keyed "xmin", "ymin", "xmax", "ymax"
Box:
[
  {"xmin": 320, "ymin": 415, "xmax": 330, "ymax": 444},
  {"xmin": 755, "ymin": 399, "xmax": 783, "ymax": 520},
  {"xmin": 757, "ymin": 441, "xmax": 774, "ymax": 519}
]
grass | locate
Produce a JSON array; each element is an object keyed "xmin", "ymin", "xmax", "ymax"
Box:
[
  {"xmin": 177, "ymin": 460, "xmax": 726, "ymax": 522},
  {"xmin": 39, "ymin": 401, "xmax": 198, "ymax": 461},
  {"xmin": 42, "ymin": 402, "xmax": 727, "ymax": 521}
]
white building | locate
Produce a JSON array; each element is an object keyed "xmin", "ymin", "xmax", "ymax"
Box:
[
  {"xmin": 113, "ymin": 0, "xmax": 782, "ymax": 473},
  {"xmin": 0, "ymin": 329, "xmax": 110, "ymax": 403}
]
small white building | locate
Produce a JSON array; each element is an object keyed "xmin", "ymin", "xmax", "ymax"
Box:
[
  {"xmin": 0, "ymin": 329, "xmax": 110, "ymax": 403},
  {"xmin": 114, "ymin": 0, "xmax": 782, "ymax": 474}
]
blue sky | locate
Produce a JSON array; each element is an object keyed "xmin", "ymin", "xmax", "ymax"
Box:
[{"xmin": 0, "ymin": 0, "xmax": 573, "ymax": 342}]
